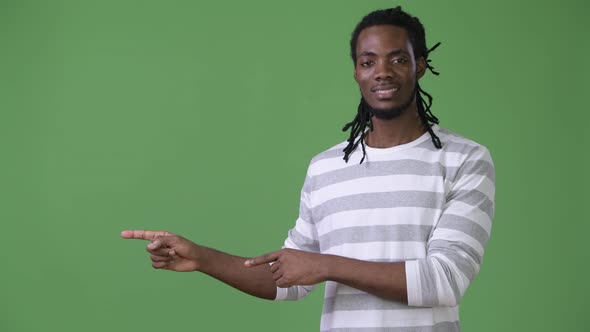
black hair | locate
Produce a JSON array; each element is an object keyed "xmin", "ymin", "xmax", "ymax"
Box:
[{"xmin": 342, "ymin": 6, "xmax": 442, "ymax": 164}]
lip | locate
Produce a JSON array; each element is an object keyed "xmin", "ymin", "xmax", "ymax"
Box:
[
  {"xmin": 370, "ymin": 84, "xmax": 400, "ymax": 93},
  {"xmin": 371, "ymin": 84, "xmax": 400, "ymax": 99}
]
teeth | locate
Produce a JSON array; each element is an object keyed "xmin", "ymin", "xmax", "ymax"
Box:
[{"xmin": 377, "ymin": 88, "xmax": 398, "ymax": 93}]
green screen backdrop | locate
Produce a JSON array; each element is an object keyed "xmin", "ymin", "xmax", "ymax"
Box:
[{"xmin": 1, "ymin": 0, "xmax": 588, "ymax": 331}]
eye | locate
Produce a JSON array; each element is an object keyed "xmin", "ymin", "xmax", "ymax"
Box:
[
  {"xmin": 392, "ymin": 58, "xmax": 408, "ymax": 64},
  {"xmin": 360, "ymin": 60, "xmax": 374, "ymax": 67}
]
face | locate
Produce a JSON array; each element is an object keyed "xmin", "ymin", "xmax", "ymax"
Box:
[{"xmin": 354, "ymin": 25, "xmax": 425, "ymax": 119}]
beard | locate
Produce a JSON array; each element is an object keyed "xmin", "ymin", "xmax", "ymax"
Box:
[{"xmin": 364, "ymin": 87, "xmax": 416, "ymax": 120}]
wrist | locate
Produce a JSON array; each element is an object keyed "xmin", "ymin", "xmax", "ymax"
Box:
[
  {"xmin": 188, "ymin": 244, "xmax": 205, "ymax": 272},
  {"xmin": 320, "ymin": 254, "xmax": 337, "ymax": 282}
]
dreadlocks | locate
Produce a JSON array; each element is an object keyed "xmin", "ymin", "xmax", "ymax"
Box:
[{"xmin": 342, "ymin": 6, "xmax": 442, "ymax": 164}]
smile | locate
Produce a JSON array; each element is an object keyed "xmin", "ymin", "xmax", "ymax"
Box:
[
  {"xmin": 375, "ymin": 87, "xmax": 398, "ymax": 93},
  {"xmin": 374, "ymin": 87, "xmax": 399, "ymax": 99}
]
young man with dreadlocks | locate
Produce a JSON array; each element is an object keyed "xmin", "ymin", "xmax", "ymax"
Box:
[{"xmin": 122, "ymin": 7, "xmax": 494, "ymax": 332}]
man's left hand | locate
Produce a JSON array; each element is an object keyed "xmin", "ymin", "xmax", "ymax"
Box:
[{"xmin": 245, "ymin": 249, "xmax": 328, "ymax": 288}]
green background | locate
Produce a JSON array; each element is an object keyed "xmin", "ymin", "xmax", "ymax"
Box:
[{"xmin": 1, "ymin": 0, "xmax": 588, "ymax": 331}]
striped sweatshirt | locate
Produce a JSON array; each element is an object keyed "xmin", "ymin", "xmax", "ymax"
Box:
[{"xmin": 275, "ymin": 125, "xmax": 495, "ymax": 332}]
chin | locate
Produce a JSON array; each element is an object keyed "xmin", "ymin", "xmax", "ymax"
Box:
[
  {"xmin": 367, "ymin": 97, "xmax": 404, "ymax": 111},
  {"xmin": 371, "ymin": 106, "xmax": 406, "ymax": 120},
  {"xmin": 364, "ymin": 97, "xmax": 414, "ymax": 120}
]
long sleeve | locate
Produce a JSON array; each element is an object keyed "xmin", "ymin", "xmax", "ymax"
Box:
[
  {"xmin": 275, "ymin": 172, "xmax": 320, "ymax": 301},
  {"xmin": 406, "ymin": 145, "xmax": 495, "ymax": 307}
]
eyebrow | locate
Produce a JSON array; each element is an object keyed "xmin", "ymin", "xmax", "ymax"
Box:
[{"xmin": 359, "ymin": 49, "xmax": 410, "ymax": 57}]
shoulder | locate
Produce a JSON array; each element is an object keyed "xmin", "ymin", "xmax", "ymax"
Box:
[
  {"xmin": 310, "ymin": 141, "xmax": 347, "ymax": 164},
  {"xmin": 433, "ymin": 126, "xmax": 495, "ymax": 183},
  {"xmin": 427, "ymin": 126, "xmax": 494, "ymax": 164},
  {"xmin": 302, "ymin": 141, "xmax": 349, "ymax": 178}
]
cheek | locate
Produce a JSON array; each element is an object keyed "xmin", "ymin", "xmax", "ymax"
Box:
[
  {"xmin": 353, "ymin": 69, "xmax": 361, "ymax": 84},
  {"xmin": 400, "ymin": 67, "xmax": 417, "ymax": 81},
  {"xmin": 355, "ymin": 72, "xmax": 372, "ymax": 89}
]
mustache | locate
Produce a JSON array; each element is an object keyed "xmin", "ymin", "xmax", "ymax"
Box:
[{"xmin": 361, "ymin": 86, "xmax": 417, "ymax": 120}]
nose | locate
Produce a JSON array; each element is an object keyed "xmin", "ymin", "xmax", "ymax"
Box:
[{"xmin": 373, "ymin": 60, "xmax": 393, "ymax": 81}]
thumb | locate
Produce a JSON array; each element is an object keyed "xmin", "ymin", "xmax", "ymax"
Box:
[{"xmin": 147, "ymin": 236, "xmax": 177, "ymax": 251}]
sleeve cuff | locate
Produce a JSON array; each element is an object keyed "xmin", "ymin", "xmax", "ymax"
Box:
[
  {"xmin": 405, "ymin": 260, "xmax": 422, "ymax": 306},
  {"xmin": 274, "ymin": 287, "xmax": 289, "ymax": 301}
]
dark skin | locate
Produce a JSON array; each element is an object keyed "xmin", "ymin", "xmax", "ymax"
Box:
[
  {"xmin": 354, "ymin": 25, "xmax": 427, "ymax": 148},
  {"xmin": 122, "ymin": 25, "xmax": 428, "ymax": 304}
]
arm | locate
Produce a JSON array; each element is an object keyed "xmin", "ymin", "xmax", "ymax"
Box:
[
  {"xmin": 120, "ymin": 169, "xmax": 320, "ymax": 301},
  {"xmin": 246, "ymin": 249, "xmax": 408, "ymax": 302},
  {"xmin": 404, "ymin": 146, "xmax": 495, "ymax": 307},
  {"xmin": 248, "ymin": 146, "xmax": 495, "ymax": 307},
  {"xmin": 121, "ymin": 230, "xmax": 277, "ymax": 300}
]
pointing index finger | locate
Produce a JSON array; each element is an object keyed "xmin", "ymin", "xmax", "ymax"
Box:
[
  {"xmin": 245, "ymin": 251, "xmax": 281, "ymax": 267},
  {"xmin": 120, "ymin": 230, "xmax": 173, "ymax": 241}
]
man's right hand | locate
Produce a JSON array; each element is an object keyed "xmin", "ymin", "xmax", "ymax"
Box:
[
  {"xmin": 121, "ymin": 229, "xmax": 278, "ymax": 299},
  {"xmin": 121, "ymin": 230, "xmax": 201, "ymax": 272}
]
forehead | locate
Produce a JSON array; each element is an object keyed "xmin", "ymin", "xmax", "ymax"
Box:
[{"xmin": 356, "ymin": 25, "xmax": 413, "ymax": 56}]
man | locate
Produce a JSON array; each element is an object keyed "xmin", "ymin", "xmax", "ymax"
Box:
[{"xmin": 122, "ymin": 7, "xmax": 494, "ymax": 331}]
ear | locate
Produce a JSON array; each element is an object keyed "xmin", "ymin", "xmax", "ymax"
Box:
[
  {"xmin": 416, "ymin": 57, "xmax": 426, "ymax": 79},
  {"xmin": 353, "ymin": 67, "xmax": 359, "ymax": 83}
]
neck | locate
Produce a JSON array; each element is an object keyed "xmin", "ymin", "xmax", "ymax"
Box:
[{"xmin": 365, "ymin": 104, "xmax": 426, "ymax": 148}]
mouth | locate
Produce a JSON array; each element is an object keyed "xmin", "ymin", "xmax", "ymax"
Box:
[{"xmin": 372, "ymin": 86, "xmax": 399, "ymax": 99}]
